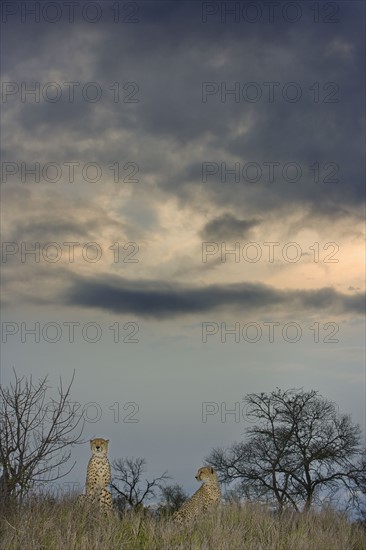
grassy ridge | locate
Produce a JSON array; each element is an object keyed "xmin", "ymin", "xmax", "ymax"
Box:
[{"xmin": 0, "ymin": 498, "xmax": 365, "ymax": 550}]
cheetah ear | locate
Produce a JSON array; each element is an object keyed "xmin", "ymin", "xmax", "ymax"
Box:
[
  {"xmin": 89, "ymin": 439, "xmax": 93, "ymax": 448},
  {"xmin": 210, "ymin": 467, "xmax": 214, "ymax": 474}
]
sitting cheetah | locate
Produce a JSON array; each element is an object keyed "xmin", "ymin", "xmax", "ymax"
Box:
[
  {"xmin": 80, "ymin": 438, "xmax": 113, "ymax": 513},
  {"xmin": 173, "ymin": 466, "xmax": 221, "ymax": 525}
]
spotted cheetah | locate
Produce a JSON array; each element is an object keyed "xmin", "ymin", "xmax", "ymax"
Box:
[
  {"xmin": 80, "ymin": 438, "xmax": 113, "ymax": 513},
  {"xmin": 173, "ymin": 466, "xmax": 221, "ymax": 525}
]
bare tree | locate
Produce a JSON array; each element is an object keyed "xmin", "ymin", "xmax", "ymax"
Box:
[
  {"xmin": 0, "ymin": 368, "xmax": 85, "ymax": 504},
  {"xmin": 158, "ymin": 483, "xmax": 188, "ymax": 516},
  {"xmin": 111, "ymin": 457, "xmax": 170, "ymax": 511},
  {"xmin": 346, "ymin": 449, "xmax": 366, "ymax": 521},
  {"xmin": 207, "ymin": 389, "xmax": 362, "ymax": 513}
]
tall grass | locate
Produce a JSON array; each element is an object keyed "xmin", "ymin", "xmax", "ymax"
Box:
[{"xmin": 0, "ymin": 497, "xmax": 365, "ymax": 550}]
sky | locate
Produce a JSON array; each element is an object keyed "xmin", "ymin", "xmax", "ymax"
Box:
[{"xmin": 1, "ymin": 0, "xmax": 365, "ymax": 500}]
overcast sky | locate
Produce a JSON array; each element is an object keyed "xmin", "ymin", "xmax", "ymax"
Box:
[{"xmin": 1, "ymin": 0, "xmax": 365, "ymax": 498}]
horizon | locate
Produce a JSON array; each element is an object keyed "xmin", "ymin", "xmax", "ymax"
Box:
[{"xmin": 1, "ymin": 0, "xmax": 365, "ymax": 504}]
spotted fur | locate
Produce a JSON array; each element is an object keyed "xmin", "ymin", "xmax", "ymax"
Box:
[
  {"xmin": 80, "ymin": 438, "xmax": 113, "ymax": 513},
  {"xmin": 173, "ymin": 466, "xmax": 221, "ymax": 525}
]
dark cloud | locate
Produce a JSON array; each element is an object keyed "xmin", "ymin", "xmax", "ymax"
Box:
[
  {"xmin": 200, "ymin": 214, "xmax": 259, "ymax": 240},
  {"xmin": 64, "ymin": 274, "xmax": 365, "ymax": 319},
  {"xmin": 2, "ymin": 1, "xmax": 364, "ymax": 223}
]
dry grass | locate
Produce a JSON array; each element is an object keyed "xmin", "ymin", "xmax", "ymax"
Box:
[{"xmin": 0, "ymin": 498, "xmax": 365, "ymax": 550}]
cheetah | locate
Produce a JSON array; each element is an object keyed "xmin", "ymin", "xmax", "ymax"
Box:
[
  {"xmin": 173, "ymin": 466, "xmax": 221, "ymax": 525},
  {"xmin": 80, "ymin": 438, "xmax": 113, "ymax": 513}
]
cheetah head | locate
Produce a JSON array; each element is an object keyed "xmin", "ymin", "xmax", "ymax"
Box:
[
  {"xmin": 90, "ymin": 438, "xmax": 109, "ymax": 456},
  {"xmin": 195, "ymin": 466, "xmax": 216, "ymax": 483}
]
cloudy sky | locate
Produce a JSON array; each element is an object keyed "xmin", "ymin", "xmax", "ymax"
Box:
[{"xmin": 1, "ymin": 0, "xmax": 365, "ymax": 498}]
